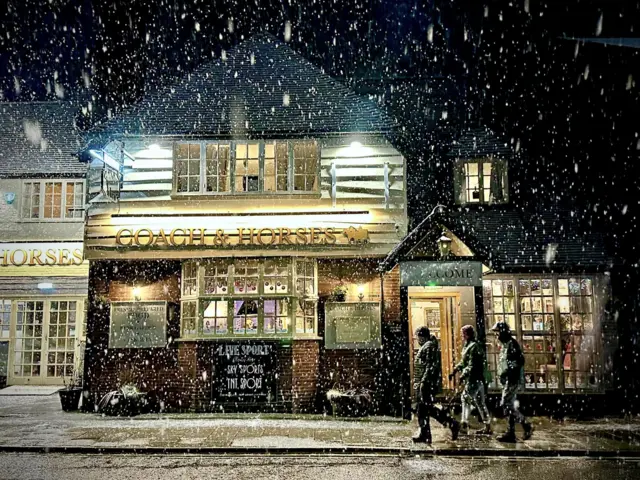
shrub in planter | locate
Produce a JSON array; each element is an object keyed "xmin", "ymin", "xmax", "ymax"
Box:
[
  {"xmin": 58, "ymin": 374, "xmax": 82, "ymax": 412},
  {"xmin": 98, "ymin": 384, "xmax": 147, "ymax": 417},
  {"xmin": 327, "ymin": 388, "xmax": 372, "ymax": 417}
]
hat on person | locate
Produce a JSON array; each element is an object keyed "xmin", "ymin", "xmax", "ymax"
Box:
[{"xmin": 490, "ymin": 321, "xmax": 511, "ymax": 334}]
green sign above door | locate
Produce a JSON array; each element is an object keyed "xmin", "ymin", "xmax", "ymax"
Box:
[{"xmin": 400, "ymin": 261, "xmax": 483, "ymax": 287}]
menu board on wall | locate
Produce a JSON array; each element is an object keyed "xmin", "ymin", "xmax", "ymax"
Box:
[
  {"xmin": 109, "ymin": 301, "xmax": 167, "ymax": 348},
  {"xmin": 212, "ymin": 341, "xmax": 278, "ymax": 403},
  {"xmin": 324, "ymin": 302, "xmax": 381, "ymax": 350}
]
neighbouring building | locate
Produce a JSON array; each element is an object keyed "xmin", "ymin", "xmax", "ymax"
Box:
[
  {"xmin": 0, "ymin": 101, "xmax": 88, "ymax": 387},
  {"xmin": 80, "ymin": 33, "xmax": 408, "ymax": 413}
]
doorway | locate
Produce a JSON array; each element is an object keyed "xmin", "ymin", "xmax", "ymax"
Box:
[
  {"xmin": 408, "ymin": 294, "xmax": 460, "ymax": 392},
  {"xmin": 5, "ymin": 298, "xmax": 84, "ymax": 386}
]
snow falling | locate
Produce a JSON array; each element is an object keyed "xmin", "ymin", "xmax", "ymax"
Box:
[{"xmin": 0, "ymin": 2, "xmax": 639, "ymax": 472}]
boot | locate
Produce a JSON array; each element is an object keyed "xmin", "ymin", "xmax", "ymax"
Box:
[
  {"xmin": 475, "ymin": 423, "xmax": 492, "ymax": 435},
  {"xmin": 459, "ymin": 422, "xmax": 469, "ymax": 435},
  {"xmin": 450, "ymin": 420, "xmax": 460, "ymax": 441},
  {"xmin": 497, "ymin": 430, "xmax": 517, "ymax": 443},
  {"xmin": 522, "ymin": 421, "xmax": 533, "ymax": 440},
  {"xmin": 412, "ymin": 428, "xmax": 432, "ymax": 444}
]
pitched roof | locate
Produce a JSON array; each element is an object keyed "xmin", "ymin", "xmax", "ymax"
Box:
[
  {"xmin": 380, "ymin": 206, "xmax": 613, "ymax": 272},
  {"xmin": 0, "ymin": 101, "xmax": 86, "ymax": 177},
  {"xmin": 95, "ymin": 33, "xmax": 393, "ymax": 138},
  {"xmin": 449, "ymin": 208, "xmax": 612, "ymax": 271},
  {"xmin": 447, "ymin": 127, "xmax": 515, "ymax": 159}
]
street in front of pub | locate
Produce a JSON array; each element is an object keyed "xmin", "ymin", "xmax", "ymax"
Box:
[{"xmin": 1, "ymin": 394, "xmax": 640, "ymax": 480}]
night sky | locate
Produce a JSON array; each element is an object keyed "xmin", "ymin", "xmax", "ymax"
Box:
[{"xmin": 1, "ymin": 0, "xmax": 640, "ymax": 264}]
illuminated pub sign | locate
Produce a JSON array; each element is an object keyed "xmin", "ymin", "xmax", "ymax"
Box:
[
  {"xmin": 115, "ymin": 226, "xmax": 370, "ymax": 247},
  {"xmin": 0, "ymin": 242, "xmax": 84, "ymax": 266}
]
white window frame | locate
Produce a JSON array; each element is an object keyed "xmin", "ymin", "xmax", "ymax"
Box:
[
  {"xmin": 172, "ymin": 140, "xmax": 321, "ymax": 197},
  {"xmin": 179, "ymin": 258, "xmax": 318, "ymax": 339},
  {"xmin": 20, "ymin": 179, "xmax": 85, "ymax": 222},
  {"xmin": 454, "ymin": 158, "xmax": 509, "ymax": 205},
  {"xmin": 483, "ymin": 274, "xmax": 603, "ymax": 393}
]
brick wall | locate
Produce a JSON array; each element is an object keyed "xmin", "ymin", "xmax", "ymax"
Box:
[
  {"xmin": 316, "ymin": 260, "xmax": 402, "ymax": 415},
  {"xmin": 291, "ymin": 340, "xmax": 320, "ymax": 413}
]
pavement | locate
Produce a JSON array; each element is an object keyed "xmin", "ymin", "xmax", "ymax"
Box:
[{"xmin": 1, "ymin": 395, "xmax": 639, "ymax": 456}]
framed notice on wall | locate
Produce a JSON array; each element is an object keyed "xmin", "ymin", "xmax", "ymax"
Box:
[
  {"xmin": 324, "ymin": 302, "xmax": 381, "ymax": 350},
  {"xmin": 109, "ymin": 301, "xmax": 167, "ymax": 348}
]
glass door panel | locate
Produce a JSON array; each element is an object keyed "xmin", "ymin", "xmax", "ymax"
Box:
[{"xmin": 13, "ymin": 301, "xmax": 44, "ymax": 378}]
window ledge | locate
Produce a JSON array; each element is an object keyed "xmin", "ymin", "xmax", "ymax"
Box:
[
  {"xmin": 171, "ymin": 192, "xmax": 321, "ymax": 200},
  {"xmin": 175, "ymin": 335, "xmax": 323, "ymax": 342}
]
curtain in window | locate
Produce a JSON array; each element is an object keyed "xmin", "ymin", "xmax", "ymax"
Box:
[
  {"xmin": 453, "ymin": 160, "xmax": 466, "ymax": 204},
  {"xmin": 489, "ymin": 158, "xmax": 506, "ymax": 203}
]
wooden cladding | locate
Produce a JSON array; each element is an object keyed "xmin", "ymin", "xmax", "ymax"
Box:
[{"xmin": 105, "ymin": 135, "xmax": 405, "ymax": 210}]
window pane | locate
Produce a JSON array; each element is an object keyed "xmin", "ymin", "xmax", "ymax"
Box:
[
  {"xmin": 292, "ymin": 141, "xmax": 318, "ymax": 192},
  {"xmin": 175, "ymin": 143, "xmax": 201, "ymax": 193},
  {"xmin": 44, "ymin": 182, "xmax": 63, "ymax": 218},
  {"xmin": 203, "ymin": 300, "xmax": 228, "ymax": 335}
]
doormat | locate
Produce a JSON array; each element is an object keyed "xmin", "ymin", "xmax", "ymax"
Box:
[{"xmin": 0, "ymin": 386, "xmax": 61, "ymax": 396}]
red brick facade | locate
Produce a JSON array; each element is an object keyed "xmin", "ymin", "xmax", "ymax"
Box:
[{"xmin": 83, "ymin": 259, "xmax": 404, "ymax": 414}]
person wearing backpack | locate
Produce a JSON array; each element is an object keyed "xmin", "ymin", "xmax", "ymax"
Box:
[
  {"xmin": 491, "ymin": 321, "xmax": 533, "ymax": 442},
  {"xmin": 412, "ymin": 326, "xmax": 460, "ymax": 443},
  {"xmin": 450, "ymin": 325, "xmax": 492, "ymax": 435}
]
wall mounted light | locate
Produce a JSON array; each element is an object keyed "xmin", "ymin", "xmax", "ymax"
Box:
[
  {"xmin": 37, "ymin": 282, "xmax": 53, "ymax": 290},
  {"xmin": 357, "ymin": 284, "xmax": 366, "ymax": 302},
  {"xmin": 132, "ymin": 287, "xmax": 142, "ymax": 301},
  {"xmin": 350, "ymin": 141, "xmax": 363, "ymax": 149},
  {"xmin": 437, "ymin": 232, "xmax": 452, "ymax": 259},
  {"xmin": 148, "ymin": 143, "xmax": 161, "ymax": 151}
]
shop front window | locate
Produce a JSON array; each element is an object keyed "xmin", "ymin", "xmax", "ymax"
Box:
[
  {"xmin": 180, "ymin": 258, "xmax": 317, "ymax": 338},
  {"xmin": 484, "ymin": 276, "xmax": 601, "ymax": 392}
]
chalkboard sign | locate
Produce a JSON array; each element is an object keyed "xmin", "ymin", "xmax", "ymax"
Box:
[{"xmin": 212, "ymin": 341, "xmax": 278, "ymax": 403}]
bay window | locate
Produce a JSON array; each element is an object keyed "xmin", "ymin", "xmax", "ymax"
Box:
[
  {"xmin": 173, "ymin": 140, "xmax": 319, "ymax": 195},
  {"xmin": 453, "ymin": 158, "xmax": 508, "ymax": 205},
  {"xmin": 180, "ymin": 258, "xmax": 317, "ymax": 338},
  {"xmin": 484, "ymin": 275, "xmax": 602, "ymax": 392}
]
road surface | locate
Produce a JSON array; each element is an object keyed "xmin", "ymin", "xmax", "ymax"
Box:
[{"xmin": 0, "ymin": 453, "xmax": 639, "ymax": 480}]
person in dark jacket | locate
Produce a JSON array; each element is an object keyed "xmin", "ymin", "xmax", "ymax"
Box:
[
  {"xmin": 450, "ymin": 325, "xmax": 492, "ymax": 435},
  {"xmin": 491, "ymin": 321, "xmax": 533, "ymax": 442},
  {"xmin": 412, "ymin": 326, "xmax": 460, "ymax": 443}
]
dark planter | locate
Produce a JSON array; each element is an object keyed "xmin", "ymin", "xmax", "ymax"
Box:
[
  {"xmin": 59, "ymin": 388, "xmax": 82, "ymax": 412},
  {"xmin": 330, "ymin": 394, "xmax": 370, "ymax": 417}
]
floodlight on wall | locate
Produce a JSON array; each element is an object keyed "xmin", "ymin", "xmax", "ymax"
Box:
[
  {"xmin": 148, "ymin": 144, "xmax": 161, "ymax": 151},
  {"xmin": 132, "ymin": 287, "xmax": 142, "ymax": 301},
  {"xmin": 37, "ymin": 282, "xmax": 53, "ymax": 290},
  {"xmin": 350, "ymin": 141, "xmax": 363, "ymax": 149}
]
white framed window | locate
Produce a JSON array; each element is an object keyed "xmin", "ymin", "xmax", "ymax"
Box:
[
  {"xmin": 21, "ymin": 180, "xmax": 85, "ymax": 220},
  {"xmin": 173, "ymin": 140, "xmax": 319, "ymax": 195},
  {"xmin": 453, "ymin": 158, "xmax": 508, "ymax": 205},
  {"xmin": 180, "ymin": 258, "xmax": 317, "ymax": 338},
  {"xmin": 484, "ymin": 275, "xmax": 601, "ymax": 393}
]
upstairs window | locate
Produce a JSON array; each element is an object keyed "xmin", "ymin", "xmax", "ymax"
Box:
[
  {"xmin": 453, "ymin": 158, "xmax": 508, "ymax": 205},
  {"xmin": 21, "ymin": 180, "xmax": 84, "ymax": 221},
  {"xmin": 173, "ymin": 140, "xmax": 319, "ymax": 195}
]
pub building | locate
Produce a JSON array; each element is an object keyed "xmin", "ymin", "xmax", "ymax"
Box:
[
  {"xmin": 80, "ymin": 33, "xmax": 408, "ymax": 413},
  {"xmin": 0, "ymin": 101, "xmax": 88, "ymax": 388},
  {"xmin": 80, "ymin": 35, "xmax": 615, "ymax": 415}
]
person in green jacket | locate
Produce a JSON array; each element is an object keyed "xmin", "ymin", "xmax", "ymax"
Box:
[
  {"xmin": 491, "ymin": 321, "xmax": 533, "ymax": 442},
  {"xmin": 412, "ymin": 326, "xmax": 460, "ymax": 443},
  {"xmin": 450, "ymin": 325, "xmax": 492, "ymax": 435}
]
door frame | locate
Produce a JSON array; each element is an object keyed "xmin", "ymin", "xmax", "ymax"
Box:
[
  {"xmin": 408, "ymin": 292, "xmax": 461, "ymax": 393},
  {"xmin": 5, "ymin": 296, "xmax": 85, "ymax": 386}
]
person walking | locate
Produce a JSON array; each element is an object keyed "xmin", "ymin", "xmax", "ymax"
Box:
[
  {"xmin": 412, "ymin": 326, "xmax": 460, "ymax": 443},
  {"xmin": 491, "ymin": 321, "xmax": 533, "ymax": 442},
  {"xmin": 450, "ymin": 325, "xmax": 492, "ymax": 435}
]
